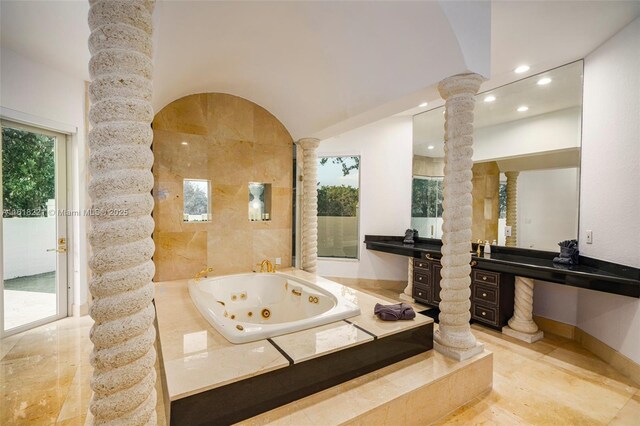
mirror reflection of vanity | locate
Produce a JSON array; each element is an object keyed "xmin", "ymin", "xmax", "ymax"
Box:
[{"xmin": 412, "ymin": 61, "xmax": 583, "ymax": 252}]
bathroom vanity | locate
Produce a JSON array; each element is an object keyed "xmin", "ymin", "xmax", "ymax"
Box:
[
  {"xmin": 365, "ymin": 235, "xmax": 640, "ymax": 299},
  {"xmin": 412, "ymin": 255, "xmax": 515, "ymax": 329}
]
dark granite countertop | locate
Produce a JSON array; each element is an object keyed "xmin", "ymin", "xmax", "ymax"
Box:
[{"xmin": 364, "ymin": 235, "xmax": 640, "ymax": 298}]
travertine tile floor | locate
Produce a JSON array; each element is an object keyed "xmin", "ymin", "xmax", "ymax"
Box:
[
  {"xmin": 1, "ymin": 288, "xmax": 639, "ymax": 425},
  {"xmin": 0, "ymin": 316, "xmax": 166, "ymax": 425}
]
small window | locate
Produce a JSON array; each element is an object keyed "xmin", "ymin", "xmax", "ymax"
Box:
[
  {"xmin": 183, "ymin": 179, "xmax": 211, "ymax": 222},
  {"xmin": 317, "ymin": 156, "xmax": 360, "ymax": 259}
]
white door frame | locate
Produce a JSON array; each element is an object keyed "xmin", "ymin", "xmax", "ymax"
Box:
[{"xmin": 0, "ymin": 119, "xmax": 71, "ymax": 337}]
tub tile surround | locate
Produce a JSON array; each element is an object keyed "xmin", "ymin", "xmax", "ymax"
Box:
[
  {"xmin": 270, "ymin": 322, "xmax": 374, "ymax": 363},
  {"xmin": 154, "ymin": 268, "xmax": 433, "ymax": 402},
  {"xmin": 152, "ymin": 93, "xmax": 294, "ymax": 282},
  {"xmin": 154, "ymin": 269, "xmax": 438, "ymax": 423}
]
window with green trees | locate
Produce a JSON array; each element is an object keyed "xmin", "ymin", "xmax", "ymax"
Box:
[
  {"xmin": 411, "ymin": 177, "xmax": 443, "ymax": 218},
  {"xmin": 317, "ymin": 156, "xmax": 360, "ymax": 259},
  {"xmin": 2, "ymin": 126, "xmax": 55, "ymax": 218}
]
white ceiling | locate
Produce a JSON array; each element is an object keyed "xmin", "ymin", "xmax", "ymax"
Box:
[{"xmin": 1, "ymin": 1, "xmax": 639, "ymax": 140}]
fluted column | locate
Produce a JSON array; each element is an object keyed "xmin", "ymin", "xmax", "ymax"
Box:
[
  {"xmin": 399, "ymin": 257, "xmax": 414, "ymax": 302},
  {"xmin": 87, "ymin": 1, "xmax": 157, "ymax": 424},
  {"xmin": 502, "ymin": 276, "xmax": 544, "ymax": 343},
  {"xmin": 434, "ymin": 73, "xmax": 485, "ymax": 361},
  {"xmin": 505, "ymin": 171, "xmax": 519, "ymax": 247},
  {"xmin": 298, "ymin": 138, "xmax": 320, "ymax": 273}
]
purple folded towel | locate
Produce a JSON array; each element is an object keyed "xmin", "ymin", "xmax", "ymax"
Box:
[{"xmin": 374, "ymin": 303, "xmax": 416, "ymax": 321}]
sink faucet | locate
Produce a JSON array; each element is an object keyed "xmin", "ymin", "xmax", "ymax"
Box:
[
  {"xmin": 258, "ymin": 259, "xmax": 275, "ymax": 273},
  {"xmin": 476, "ymin": 240, "xmax": 483, "ymax": 257}
]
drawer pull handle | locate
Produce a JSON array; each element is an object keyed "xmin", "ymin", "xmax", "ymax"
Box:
[
  {"xmin": 481, "ymin": 311, "xmax": 486, "ymax": 316},
  {"xmin": 418, "ymin": 277, "xmax": 422, "ymax": 281},
  {"xmin": 482, "ymin": 276, "xmax": 487, "ymax": 281},
  {"xmin": 418, "ymin": 263, "xmax": 423, "ymax": 267},
  {"xmin": 418, "ymin": 292, "xmax": 423, "ymax": 296},
  {"xmin": 482, "ymin": 293, "xmax": 487, "ymax": 297}
]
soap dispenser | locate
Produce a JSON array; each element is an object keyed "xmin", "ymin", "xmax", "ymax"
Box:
[{"xmin": 484, "ymin": 240, "xmax": 491, "ymax": 254}]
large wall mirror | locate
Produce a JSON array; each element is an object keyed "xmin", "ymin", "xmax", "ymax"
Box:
[{"xmin": 412, "ymin": 60, "xmax": 583, "ymax": 252}]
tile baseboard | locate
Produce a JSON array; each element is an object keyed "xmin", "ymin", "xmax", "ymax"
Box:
[{"xmin": 534, "ymin": 315, "xmax": 640, "ymax": 386}]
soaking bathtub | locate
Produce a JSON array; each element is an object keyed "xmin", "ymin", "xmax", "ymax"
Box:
[{"xmin": 188, "ymin": 271, "xmax": 361, "ymax": 343}]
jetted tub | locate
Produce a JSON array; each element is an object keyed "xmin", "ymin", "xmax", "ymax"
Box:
[{"xmin": 188, "ymin": 271, "xmax": 361, "ymax": 343}]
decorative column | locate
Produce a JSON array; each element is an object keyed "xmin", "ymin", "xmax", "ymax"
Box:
[
  {"xmin": 298, "ymin": 138, "xmax": 320, "ymax": 273},
  {"xmin": 435, "ymin": 73, "xmax": 485, "ymax": 361},
  {"xmin": 503, "ymin": 276, "xmax": 544, "ymax": 343},
  {"xmin": 505, "ymin": 171, "xmax": 519, "ymax": 247},
  {"xmin": 87, "ymin": 1, "xmax": 157, "ymax": 424},
  {"xmin": 399, "ymin": 258, "xmax": 414, "ymax": 302}
]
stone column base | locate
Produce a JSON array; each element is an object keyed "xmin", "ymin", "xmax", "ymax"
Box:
[
  {"xmin": 502, "ymin": 326, "xmax": 544, "ymax": 343},
  {"xmin": 434, "ymin": 341, "xmax": 485, "ymax": 361},
  {"xmin": 399, "ymin": 293, "xmax": 415, "ymax": 303}
]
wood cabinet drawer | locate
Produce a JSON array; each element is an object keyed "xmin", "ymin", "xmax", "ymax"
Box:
[
  {"xmin": 413, "ymin": 284, "xmax": 431, "ymax": 302},
  {"xmin": 473, "ymin": 270, "xmax": 500, "ymax": 286},
  {"xmin": 413, "ymin": 259, "xmax": 430, "ymax": 271},
  {"xmin": 471, "ymin": 303, "xmax": 498, "ymax": 326},
  {"xmin": 472, "ymin": 283, "xmax": 499, "ymax": 306},
  {"xmin": 413, "ymin": 272, "xmax": 430, "ymax": 285}
]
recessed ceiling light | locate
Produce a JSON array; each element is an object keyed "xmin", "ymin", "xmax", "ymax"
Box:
[
  {"xmin": 484, "ymin": 95, "xmax": 496, "ymax": 103},
  {"xmin": 427, "ymin": 145, "xmax": 435, "ymax": 150},
  {"xmin": 537, "ymin": 77, "xmax": 552, "ymax": 85},
  {"xmin": 181, "ymin": 141, "xmax": 188, "ymax": 145},
  {"xmin": 514, "ymin": 65, "xmax": 530, "ymax": 74},
  {"xmin": 517, "ymin": 106, "xmax": 529, "ymax": 112},
  {"xmin": 419, "ymin": 102, "xmax": 428, "ymax": 107}
]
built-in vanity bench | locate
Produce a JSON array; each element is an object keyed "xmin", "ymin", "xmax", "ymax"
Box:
[{"xmin": 365, "ymin": 235, "xmax": 640, "ymax": 337}]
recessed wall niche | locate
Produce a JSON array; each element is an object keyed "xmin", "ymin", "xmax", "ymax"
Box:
[
  {"xmin": 152, "ymin": 93, "xmax": 294, "ymax": 281},
  {"xmin": 248, "ymin": 183, "xmax": 271, "ymax": 221}
]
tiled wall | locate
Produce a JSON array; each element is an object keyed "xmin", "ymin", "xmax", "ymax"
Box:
[
  {"xmin": 471, "ymin": 161, "xmax": 500, "ymax": 243},
  {"xmin": 152, "ymin": 93, "xmax": 293, "ymax": 281}
]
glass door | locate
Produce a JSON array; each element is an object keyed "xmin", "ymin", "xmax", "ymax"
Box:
[{"xmin": 1, "ymin": 120, "xmax": 68, "ymax": 336}]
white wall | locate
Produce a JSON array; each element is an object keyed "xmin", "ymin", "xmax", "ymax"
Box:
[
  {"xmin": 533, "ymin": 18, "xmax": 640, "ymax": 364},
  {"xmin": 0, "ymin": 47, "xmax": 90, "ymax": 312},
  {"xmin": 517, "ymin": 168, "xmax": 579, "ymax": 251},
  {"xmin": 576, "ymin": 17, "xmax": 640, "ymax": 363},
  {"xmin": 474, "ymin": 107, "xmax": 582, "ymax": 162},
  {"xmin": 317, "ymin": 116, "xmax": 413, "ymax": 281},
  {"xmin": 2, "ymin": 218, "xmax": 56, "ymax": 279}
]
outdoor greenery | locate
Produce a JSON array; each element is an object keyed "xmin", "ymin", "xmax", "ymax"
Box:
[
  {"xmin": 499, "ymin": 182, "xmax": 507, "ymax": 219},
  {"xmin": 184, "ymin": 180, "xmax": 209, "ymax": 215},
  {"xmin": 317, "ymin": 156, "xmax": 359, "ymax": 217},
  {"xmin": 317, "ymin": 185, "xmax": 359, "ymax": 216},
  {"xmin": 412, "ymin": 177, "xmax": 443, "ymax": 218},
  {"xmin": 2, "ymin": 127, "xmax": 55, "ymax": 217}
]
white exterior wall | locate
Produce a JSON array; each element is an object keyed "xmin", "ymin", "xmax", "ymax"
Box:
[
  {"xmin": 1, "ymin": 47, "xmax": 90, "ymax": 312},
  {"xmin": 2, "ymin": 218, "xmax": 56, "ymax": 279},
  {"xmin": 317, "ymin": 116, "xmax": 413, "ymax": 281}
]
